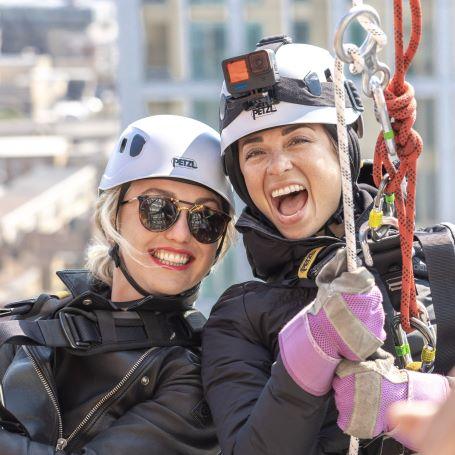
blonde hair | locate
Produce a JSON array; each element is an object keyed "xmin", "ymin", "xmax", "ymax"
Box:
[{"xmin": 85, "ymin": 186, "xmax": 236, "ymax": 286}]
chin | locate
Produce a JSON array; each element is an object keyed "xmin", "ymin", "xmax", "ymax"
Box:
[
  {"xmin": 147, "ymin": 279, "xmax": 195, "ymax": 297},
  {"xmin": 278, "ymin": 223, "xmax": 319, "ymax": 240}
]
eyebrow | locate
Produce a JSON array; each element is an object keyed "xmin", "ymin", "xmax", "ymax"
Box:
[
  {"xmin": 281, "ymin": 124, "xmax": 315, "ymax": 135},
  {"xmin": 241, "ymin": 124, "xmax": 316, "ymax": 148},
  {"xmin": 139, "ymin": 187, "xmax": 221, "ymax": 208},
  {"xmin": 241, "ymin": 135, "xmax": 263, "ymax": 147}
]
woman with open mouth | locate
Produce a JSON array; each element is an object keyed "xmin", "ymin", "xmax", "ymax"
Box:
[
  {"xmin": 0, "ymin": 115, "xmax": 234, "ymax": 454},
  {"xmin": 202, "ymin": 36, "xmax": 453, "ymax": 455}
]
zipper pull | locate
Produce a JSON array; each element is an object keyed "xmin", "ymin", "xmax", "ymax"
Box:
[{"xmin": 56, "ymin": 438, "xmax": 68, "ymax": 451}]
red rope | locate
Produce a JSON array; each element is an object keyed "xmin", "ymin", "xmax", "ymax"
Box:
[{"xmin": 373, "ymin": 0, "xmax": 423, "ymax": 333}]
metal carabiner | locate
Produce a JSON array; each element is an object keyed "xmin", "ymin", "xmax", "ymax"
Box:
[
  {"xmin": 370, "ymin": 174, "xmax": 396, "ymax": 241},
  {"xmin": 370, "ymin": 76, "xmax": 396, "ymax": 157},
  {"xmin": 392, "ymin": 314, "xmax": 437, "ymax": 373},
  {"xmin": 361, "ymin": 52, "xmax": 391, "ymax": 98},
  {"xmin": 334, "ymin": 5, "xmax": 381, "ymax": 65},
  {"xmin": 359, "ymin": 215, "xmax": 399, "ymax": 267},
  {"xmin": 334, "ymin": 4, "xmax": 390, "ymax": 92}
]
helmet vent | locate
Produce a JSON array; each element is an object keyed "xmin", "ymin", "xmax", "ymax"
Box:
[
  {"xmin": 129, "ymin": 134, "xmax": 146, "ymax": 157},
  {"xmin": 304, "ymin": 71, "xmax": 322, "ymax": 96},
  {"xmin": 119, "ymin": 137, "xmax": 127, "ymax": 153}
]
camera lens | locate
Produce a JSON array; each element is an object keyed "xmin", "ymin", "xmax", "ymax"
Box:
[{"xmin": 248, "ymin": 51, "xmax": 270, "ymax": 74}]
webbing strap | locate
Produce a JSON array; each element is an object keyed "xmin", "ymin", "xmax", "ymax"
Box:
[
  {"xmin": 0, "ymin": 309, "xmax": 205, "ymax": 355},
  {"xmin": 414, "ymin": 225, "xmax": 455, "ymax": 373},
  {"xmin": 0, "ymin": 319, "xmax": 73, "ymax": 347}
]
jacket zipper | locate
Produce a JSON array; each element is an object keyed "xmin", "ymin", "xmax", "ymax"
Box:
[
  {"xmin": 25, "ymin": 346, "xmax": 158, "ymax": 451},
  {"xmin": 23, "ymin": 346, "xmax": 64, "ymax": 448}
]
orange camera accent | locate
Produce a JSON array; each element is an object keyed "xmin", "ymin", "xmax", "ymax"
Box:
[{"xmin": 226, "ymin": 59, "xmax": 249, "ymax": 83}]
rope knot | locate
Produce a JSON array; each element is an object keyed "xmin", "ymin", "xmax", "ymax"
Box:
[{"xmin": 384, "ymin": 81, "xmax": 422, "ymax": 158}]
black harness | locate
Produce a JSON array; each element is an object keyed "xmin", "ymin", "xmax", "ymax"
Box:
[
  {"xmin": 364, "ymin": 222, "xmax": 455, "ymax": 375},
  {"xmin": 0, "ymin": 274, "xmax": 207, "ymax": 356}
]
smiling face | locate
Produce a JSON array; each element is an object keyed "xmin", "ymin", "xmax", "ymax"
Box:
[
  {"xmin": 111, "ymin": 178, "xmax": 221, "ymax": 301},
  {"xmin": 238, "ymin": 124, "xmax": 341, "ymax": 240}
]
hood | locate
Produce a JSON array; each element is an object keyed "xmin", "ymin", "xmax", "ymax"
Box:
[{"xmin": 236, "ymin": 184, "xmax": 376, "ymax": 283}]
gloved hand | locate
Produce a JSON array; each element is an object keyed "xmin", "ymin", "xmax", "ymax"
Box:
[
  {"xmin": 279, "ymin": 248, "xmax": 386, "ymax": 396},
  {"xmin": 333, "ymin": 349, "xmax": 452, "ymax": 449}
]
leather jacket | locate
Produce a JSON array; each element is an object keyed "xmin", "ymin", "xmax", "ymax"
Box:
[
  {"xmin": 0, "ymin": 270, "xmax": 218, "ymax": 455},
  {"xmin": 202, "ymin": 186, "xmax": 435, "ymax": 455}
]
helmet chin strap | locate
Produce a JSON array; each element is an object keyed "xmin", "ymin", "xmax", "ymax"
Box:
[
  {"xmin": 111, "ymin": 183, "xmax": 150, "ymax": 298},
  {"xmin": 109, "ymin": 243, "xmax": 150, "ymax": 297}
]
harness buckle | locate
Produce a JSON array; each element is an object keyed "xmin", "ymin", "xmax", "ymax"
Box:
[{"xmin": 58, "ymin": 308, "xmax": 98, "ymax": 350}]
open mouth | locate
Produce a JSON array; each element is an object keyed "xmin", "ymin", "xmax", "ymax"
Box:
[
  {"xmin": 271, "ymin": 184, "xmax": 308, "ymax": 217},
  {"xmin": 150, "ymin": 249, "xmax": 194, "ymax": 269}
]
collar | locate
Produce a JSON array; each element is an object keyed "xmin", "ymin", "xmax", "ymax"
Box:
[
  {"xmin": 236, "ymin": 185, "xmax": 375, "ymax": 284},
  {"xmin": 56, "ymin": 269, "xmax": 199, "ymax": 312}
]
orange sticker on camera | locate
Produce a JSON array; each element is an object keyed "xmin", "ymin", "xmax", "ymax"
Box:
[{"xmin": 227, "ymin": 59, "xmax": 249, "ymax": 83}]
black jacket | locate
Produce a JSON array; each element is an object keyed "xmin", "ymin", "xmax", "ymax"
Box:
[
  {"xmin": 0, "ymin": 270, "xmax": 218, "ymax": 455},
  {"xmin": 202, "ymin": 187, "xmax": 435, "ymax": 455}
]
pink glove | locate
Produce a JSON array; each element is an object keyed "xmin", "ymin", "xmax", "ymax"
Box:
[
  {"xmin": 333, "ymin": 349, "xmax": 451, "ymax": 449},
  {"xmin": 279, "ymin": 249, "xmax": 386, "ymax": 396}
]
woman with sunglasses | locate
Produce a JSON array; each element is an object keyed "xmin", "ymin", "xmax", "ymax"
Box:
[
  {"xmin": 202, "ymin": 37, "xmax": 453, "ymax": 455},
  {"xmin": 0, "ymin": 115, "xmax": 234, "ymax": 454}
]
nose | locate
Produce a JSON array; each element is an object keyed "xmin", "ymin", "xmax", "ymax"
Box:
[
  {"xmin": 267, "ymin": 152, "xmax": 292, "ymax": 175},
  {"xmin": 164, "ymin": 210, "xmax": 192, "ymax": 243}
]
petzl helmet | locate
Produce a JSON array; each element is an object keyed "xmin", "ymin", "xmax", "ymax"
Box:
[
  {"xmin": 219, "ymin": 36, "xmax": 364, "ymax": 210},
  {"xmin": 100, "ymin": 115, "xmax": 235, "ymax": 214},
  {"xmin": 100, "ymin": 115, "xmax": 234, "ymax": 298}
]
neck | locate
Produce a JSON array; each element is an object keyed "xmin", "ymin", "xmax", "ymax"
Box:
[
  {"xmin": 111, "ymin": 266, "xmax": 144, "ymax": 301},
  {"xmin": 316, "ymin": 222, "xmax": 345, "ymax": 238},
  {"xmin": 328, "ymin": 222, "xmax": 345, "ymax": 238}
]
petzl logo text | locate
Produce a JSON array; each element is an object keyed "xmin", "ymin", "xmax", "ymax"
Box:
[
  {"xmin": 252, "ymin": 104, "xmax": 277, "ymax": 120},
  {"xmin": 172, "ymin": 157, "xmax": 198, "ymax": 169}
]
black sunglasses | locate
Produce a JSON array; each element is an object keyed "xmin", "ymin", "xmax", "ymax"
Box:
[{"xmin": 120, "ymin": 195, "xmax": 231, "ymax": 244}]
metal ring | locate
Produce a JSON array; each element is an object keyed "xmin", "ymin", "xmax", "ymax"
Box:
[
  {"xmin": 392, "ymin": 314, "xmax": 436, "ymax": 370},
  {"xmin": 393, "ymin": 315, "xmax": 436, "ymax": 352},
  {"xmin": 334, "ymin": 5, "xmax": 382, "ymax": 64},
  {"xmin": 363, "ymin": 61, "xmax": 391, "ymax": 97}
]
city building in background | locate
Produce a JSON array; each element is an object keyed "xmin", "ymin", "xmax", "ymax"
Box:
[
  {"xmin": 116, "ymin": 0, "xmax": 455, "ymax": 312},
  {"xmin": 1, "ymin": 0, "xmax": 454, "ymax": 314},
  {"xmin": 0, "ymin": 0, "xmax": 119, "ymax": 304}
]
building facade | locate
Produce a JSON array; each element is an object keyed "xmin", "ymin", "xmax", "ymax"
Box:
[{"xmin": 115, "ymin": 0, "xmax": 455, "ymax": 311}]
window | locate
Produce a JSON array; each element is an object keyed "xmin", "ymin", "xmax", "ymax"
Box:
[
  {"xmin": 147, "ymin": 101, "xmax": 183, "ymax": 116},
  {"xmin": 405, "ymin": 0, "xmax": 434, "ymax": 76},
  {"xmin": 143, "ymin": 21, "xmax": 171, "ymax": 79},
  {"xmin": 190, "ymin": 22, "xmax": 226, "ymax": 80},
  {"xmin": 192, "ymin": 101, "xmax": 219, "ymax": 129},
  {"xmin": 414, "ymin": 98, "xmax": 436, "ymax": 223},
  {"xmin": 246, "ymin": 22, "xmax": 262, "ymax": 51},
  {"xmin": 293, "ymin": 21, "xmax": 309, "ymax": 43},
  {"xmin": 190, "ymin": 0, "xmax": 223, "ymax": 4}
]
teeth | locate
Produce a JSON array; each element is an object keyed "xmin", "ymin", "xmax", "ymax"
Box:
[
  {"xmin": 272, "ymin": 184, "xmax": 305, "ymax": 199},
  {"xmin": 153, "ymin": 250, "xmax": 190, "ymax": 265}
]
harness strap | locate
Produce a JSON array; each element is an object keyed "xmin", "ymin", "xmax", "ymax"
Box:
[
  {"xmin": 414, "ymin": 224, "xmax": 455, "ymax": 373},
  {"xmin": 0, "ymin": 308, "xmax": 206, "ymax": 355}
]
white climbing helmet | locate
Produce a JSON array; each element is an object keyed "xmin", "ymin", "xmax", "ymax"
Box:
[
  {"xmin": 220, "ymin": 41, "xmax": 363, "ymax": 154},
  {"xmin": 100, "ymin": 115, "xmax": 235, "ymax": 214}
]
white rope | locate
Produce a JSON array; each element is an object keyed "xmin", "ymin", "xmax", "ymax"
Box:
[
  {"xmin": 334, "ymin": 3, "xmax": 389, "ymax": 454},
  {"xmin": 348, "ymin": 435, "xmax": 360, "ymax": 455},
  {"xmin": 334, "ymin": 57, "xmax": 357, "ymax": 273},
  {"xmin": 334, "ymin": 60, "xmax": 360, "ymax": 451},
  {"xmin": 335, "ymin": 8, "xmax": 362, "ymax": 453}
]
